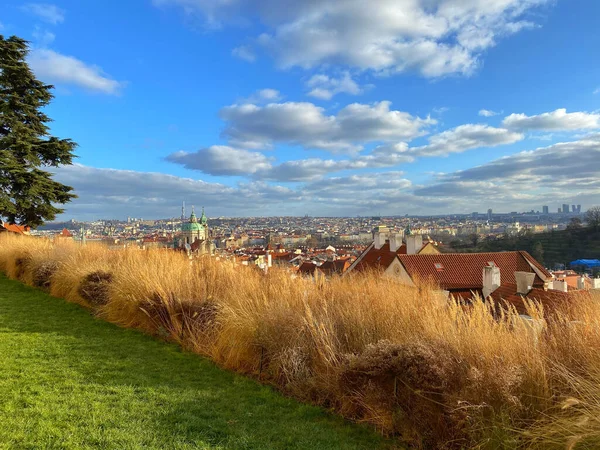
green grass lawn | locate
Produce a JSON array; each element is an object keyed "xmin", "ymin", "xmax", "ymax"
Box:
[{"xmin": 0, "ymin": 274, "xmax": 390, "ymax": 450}]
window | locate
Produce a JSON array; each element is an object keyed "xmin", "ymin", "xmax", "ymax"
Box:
[{"xmin": 434, "ymin": 263, "xmax": 444, "ymax": 271}]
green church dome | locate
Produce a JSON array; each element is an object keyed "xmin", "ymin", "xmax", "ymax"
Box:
[
  {"xmin": 181, "ymin": 207, "xmax": 206, "ymax": 232},
  {"xmin": 181, "ymin": 221, "xmax": 205, "ymax": 232}
]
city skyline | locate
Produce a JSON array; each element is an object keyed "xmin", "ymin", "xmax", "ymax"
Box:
[{"xmin": 1, "ymin": 1, "xmax": 600, "ymax": 221}]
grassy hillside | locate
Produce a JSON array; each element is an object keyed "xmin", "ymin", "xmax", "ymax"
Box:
[
  {"xmin": 0, "ymin": 274, "xmax": 388, "ymax": 450},
  {"xmin": 2, "ymin": 234, "xmax": 600, "ymax": 448}
]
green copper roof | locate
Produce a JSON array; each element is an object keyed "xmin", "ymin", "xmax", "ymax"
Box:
[
  {"xmin": 200, "ymin": 207, "xmax": 207, "ymax": 224},
  {"xmin": 182, "ymin": 222, "xmax": 204, "ymax": 232},
  {"xmin": 182, "ymin": 206, "xmax": 205, "ymax": 232}
]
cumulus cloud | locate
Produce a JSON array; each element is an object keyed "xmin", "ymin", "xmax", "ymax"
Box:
[
  {"xmin": 50, "ymin": 164, "xmax": 425, "ymax": 220},
  {"xmin": 502, "ymin": 108, "xmax": 600, "ymax": 131},
  {"xmin": 242, "ymin": 88, "xmax": 282, "ymax": 104},
  {"xmin": 29, "ymin": 49, "xmax": 124, "ymax": 95},
  {"xmin": 414, "ymin": 134, "xmax": 600, "ymax": 209},
  {"xmin": 22, "ymin": 3, "xmax": 65, "ymax": 24},
  {"xmin": 165, "ymin": 146, "xmax": 273, "ymax": 176},
  {"xmin": 220, "ymin": 100, "xmax": 435, "ymax": 153},
  {"xmin": 412, "ymin": 124, "xmax": 524, "ymax": 157},
  {"xmin": 51, "ymin": 164, "xmax": 300, "ymax": 220},
  {"xmin": 306, "ymin": 72, "xmax": 365, "ymax": 100},
  {"xmin": 155, "ymin": 0, "xmax": 550, "ymax": 78},
  {"xmin": 167, "ymin": 142, "xmax": 414, "ymax": 181},
  {"xmin": 479, "ymin": 109, "xmax": 500, "ymax": 117},
  {"xmin": 257, "ymin": 144, "xmax": 414, "ymax": 181}
]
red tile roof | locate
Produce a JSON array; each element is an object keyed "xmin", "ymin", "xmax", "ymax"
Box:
[
  {"xmin": 298, "ymin": 261, "xmax": 319, "ymax": 275},
  {"xmin": 59, "ymin": 228, "xmax": 73, "ymax": 237},
  {"xmin": 351, "ymin": 242, "xmax": 408, "ymax": 272},
  {"xmin": 1, "ymin": 222, "xmax": 30, "ymax": 234},
  {"xmin": 319, "ymin": 259, "xmax": 350, "ymax": 276},
  {"xmin": 397, "ymin": 251, "xmax": 551, "ymax": 291},
  {"xmin": 490, "ymin": 283, "xmax": 589, "ymax": 315}
]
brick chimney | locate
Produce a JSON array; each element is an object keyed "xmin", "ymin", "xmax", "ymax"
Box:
[
  {"xmin": 515, "ymin": 272, "xmax": 536, "ymax": 295},
  {"xmin": 406, "ymin": 234, "xmax": 423, "ymax": 255},
  {"xmin": 483, "ymin": 265, "xmax": 501, "ymax": 298}
]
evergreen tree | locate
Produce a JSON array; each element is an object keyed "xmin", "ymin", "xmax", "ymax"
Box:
[{"xmin": 0, "ymin": 35, "xmax": 76, "ymax": 228}]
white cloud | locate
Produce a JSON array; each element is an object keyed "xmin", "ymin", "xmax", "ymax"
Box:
[
  {"xmin": 414, "ymin": 134, "xmax": 600, "ymax": 209},
  {"xmin": 23, "ymin": 3, "xmax": 65, "ymax": 25},
  {"xmin": 51, "ymin": 164, "xmax": 302, "ymax": 220},
  {"xmin": 479, "ymin": 109, "xmax": 500, "ymax": 117},
  {"xmin": 232, "ymin": 45, "xmax": 256, "ymax": 62},
  {"xmin": 52, "ymin": 133, "xmax": 600, "ymax": 220},
  {"xmin": 167, "ymin": 142, "xmax": 414, "ymax": 181},
  {"xmin": 51, "ymin": 164, "xmax": 422, "ymax": 219},
  {"xmin": 412, "ymin": 124, "xmax": 524, "ymax": 157},
  {"xmin": 156, "ymin": 0, "xmax": 550, "ymax": 78},
  {"xmin": 166, "ymin": 146, "xmax": 272, "ymax": 176},
  {"xmin": 28, "ymin": 49, "xmax": 124, "ymax": 95},
  {"xmin": 220, "ymin": 100, "xmax": 435, "ymax": 153},
  {"xmin": 242, "ymin": 88, "xmax": 282, "ymax": 104},
  {"xmin": 503, "ymin": 108, "xmax": 600, "ymax": 131},
  {"xmin": 594, "ymin": 87, "xmax": 600, "ymax": 95},
  {"xmin": 306, "ymin": 72, "xmax": 365, "ymax": 100}
]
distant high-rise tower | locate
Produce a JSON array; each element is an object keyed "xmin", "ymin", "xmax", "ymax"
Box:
[
  {"xmin": 487, "ymin": 209, "xmax": 493, "ymax": 221},
  {"xmin": 562, "ymin": 204, "xmax": 570, "ymax": 214},
  {"xmin": 572, "ymin": 205, "xmax": 577, "ymax": 213},
  {"xmin": 542, "ymin": 206, "xmax": 549, "ymax": 214},
  {"xmin": 577, "ymin": 205, "xmax": 582, "ymax": 214}
]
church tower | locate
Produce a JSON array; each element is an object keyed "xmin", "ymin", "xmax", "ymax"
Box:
[{"xmin": 181, "ymin": 206, "xmax": 207, "ymax": 245}]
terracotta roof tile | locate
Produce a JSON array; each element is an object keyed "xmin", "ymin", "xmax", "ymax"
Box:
[
  {"xmin": 397, "ymin": 251, "xmax": 550, "ymax": 290},
  {"xmin": 1, "ymin": 223, "xmax": 29, "ymax": 234},
  {"xmin": 490, "ymin": 283, "xmax": 588, "ymax": 315},
  {"xmin": 319, "ymin": 259, "xmax": 350, "ymax": 275}
]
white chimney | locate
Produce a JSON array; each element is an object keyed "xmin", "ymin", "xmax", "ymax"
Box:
[
  {"xmin": 406, "ymin": 234, "xmax": 423, "ymax": 255},
  {"xmin": 592, "ymin": 278, "xmax": 600, "ymax": 290},
  {"xmin": 577, "ymin": 276, "xmax": 586, "ymax": 290},
  {"xmin": 389, "ymin": 233, "xmax": 403, "ymax": 252},
  {"xmin": 267, "ymin": 253, "xmax": 272, "ymax": 268},
  {"xmin": 550, "ymin": 279, "xmax": 568, "ymax": 293},
  {"xmin": 515, "ymin": 271, "xmax": 536, "ymax": 295},
  {"xmin": 373, "ymin": 232, "xmax": 388, "ymax": 250},
  {"xmin": 483, "ymin": 265, "xmax": 501, "ymax": 298}
]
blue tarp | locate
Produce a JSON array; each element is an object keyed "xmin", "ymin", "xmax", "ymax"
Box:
[{"xmin": 570, "ymin": 259, "xmax": 600, "ymax": 268}]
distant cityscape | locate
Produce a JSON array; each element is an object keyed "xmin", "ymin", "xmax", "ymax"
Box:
[{"xmin": 34, "ymin": 203, "xmax": 588, "ymax": 250}]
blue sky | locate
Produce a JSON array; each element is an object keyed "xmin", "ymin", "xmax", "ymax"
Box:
[{"xmin": 2, "ymin": 0, "xmax": 600, "ymax": 220}]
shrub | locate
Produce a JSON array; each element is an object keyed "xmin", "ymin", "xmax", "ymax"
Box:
[
  {"xmin": 32, "ymin": 260, "xmax": 59, "ymax": 289},
  {"xmin": 341, "ymin": 339, "xmax": 468, "ymax": 447},
  {"xmin": 78, "ymin": 271, "xmax": 113, "ymax": 307},
  {"xmin": 139, "ymin": 292, "xmax": 220, "ymax": 343}
]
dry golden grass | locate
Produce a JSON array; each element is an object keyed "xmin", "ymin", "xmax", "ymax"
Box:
[{"xmin": 2, "ymin": 233, "xmax": 600, "ymax": 449}]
